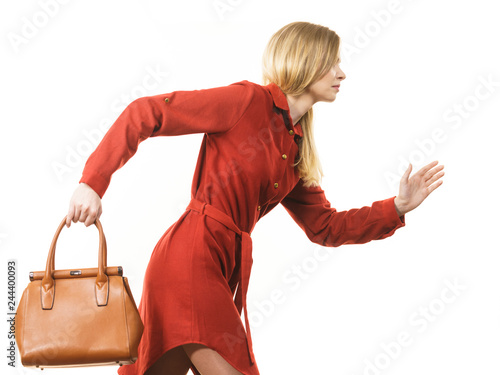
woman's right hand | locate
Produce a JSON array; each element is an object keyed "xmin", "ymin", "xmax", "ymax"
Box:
[{"xmin": 66, "ymin": 183, "xmax": 102, "ymax": 228}]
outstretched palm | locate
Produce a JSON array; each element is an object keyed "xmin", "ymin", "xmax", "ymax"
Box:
[{"xmin": 394, "ymin": 160, "xmax": 445, "ymax": 216}]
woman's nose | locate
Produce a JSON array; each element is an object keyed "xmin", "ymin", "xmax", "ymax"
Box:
[
  {"xmin": 337, "ymin": 67, "xmax": 346, "ymax": 80},
  {"xmin": 334, "ymin": 68, "xmax": 345, "ymax": 81}
]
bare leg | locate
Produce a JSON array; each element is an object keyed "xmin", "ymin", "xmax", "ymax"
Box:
[
  {"xmin": 183, "ymin": 343, "xmax": 244, "ymax": 375},
  {"xmin": 144, "ymin": 345, "xmax": 192, "ymax": 375}
]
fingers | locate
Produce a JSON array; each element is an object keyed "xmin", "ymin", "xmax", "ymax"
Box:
[
  {"xmin": 84, "ymin": 211, "xmax": 98, "ymax": 227},
  {"xmin": 78, "ymin": 204, "xmax": 98, "ymax": 227},
  {"xmin": 67, "ymin": 203, "xmax": 100, "ymax": 228},
  {"xmin": 403, "ymin": 163, "xmax": 412, "ymax": 181},
  {"xmin": 427, "ymin": 179, "xmax": 444, "ymax": 195},
  {"xmin": 68, "ymin": 207, "xmax": 99, "ymax": 227},
  {"xmin": 416, "ymin": 160, "xmax": 439, "ymax": 177},
  {"xmin": 73, "ymin": 205, "xmax": 81, "ymax": 224},
  {"xmin": 424, "ymin": 164, "xmax": 444, "ymax": 182},
  {"xmin": 399, "ymin": 164, "xmax": 412, "ymax": 190},
  {"xmin": 67, "ymin": 183, "xmax": 102, "ymax": 228},
  {"xmin": 426, "ymin": 170, "xmax": 445, "ymax": 186},
  {"xmin": 66, "ymin": 206, "xmax": 74, "ymax": 228}
]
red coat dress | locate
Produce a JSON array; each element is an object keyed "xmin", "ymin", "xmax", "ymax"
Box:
[{"xmin": 79, "ymin": 80, "xmax": 406, "ymax": 375}]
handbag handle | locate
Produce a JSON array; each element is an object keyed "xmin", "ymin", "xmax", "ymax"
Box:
[
  {"xmin": 48, "ymin": 219, "xmax": 108, "ymax": 272},
  {"xmin": 40, "ymin": 216, "xmax": 109, "ymax": 310}
]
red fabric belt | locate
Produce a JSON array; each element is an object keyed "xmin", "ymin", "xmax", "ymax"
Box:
[{"xmin": 186, "ymin": 198, "xmax": 255, "ymax": 365}]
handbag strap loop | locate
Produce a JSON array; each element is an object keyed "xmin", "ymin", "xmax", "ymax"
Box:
[{"xmin": 40, "ymin": 216, "xmax": 109, "ymax": 310}]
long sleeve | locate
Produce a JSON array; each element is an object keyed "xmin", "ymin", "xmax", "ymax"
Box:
[
  {"xmin": 280, "ymin": 178, "xmax": 405, "ymax": 247},
  {"xmin": 78, "ymin": 81, "xmax": 255, "ymax": 198}
]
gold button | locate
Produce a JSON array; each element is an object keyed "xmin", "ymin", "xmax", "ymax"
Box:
[
  {"xmin": 288, "ymin": 130, "xmax": 294, "ymax": 135},
  {"xmin": 164, "ymin": 97, "xmax": 170, "ymax": 103},
  {"xmin": 257, "ymin": 205, "xmax": 261, "ymax": 211},
  {"xmin": 274, "ymin": 182, "xmax": 278, "ymax": 188},
  {"xmin": 282, "ymin": 154, "xmax": 287, "ymax": 160}
]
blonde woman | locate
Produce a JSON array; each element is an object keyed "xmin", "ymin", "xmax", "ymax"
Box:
[{"xmin": 66, "ymin": 21, "xmax": 444, "ymax": 375}]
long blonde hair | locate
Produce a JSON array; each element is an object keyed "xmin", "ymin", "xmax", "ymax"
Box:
[{"xmin": 262, "ymin": 22, "xmax": 341, "ymax": 188}]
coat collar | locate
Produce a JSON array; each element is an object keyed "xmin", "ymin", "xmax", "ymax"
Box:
[{"xmin": 265, "ymin": 82, "xmax": 303, "ymax": 138}]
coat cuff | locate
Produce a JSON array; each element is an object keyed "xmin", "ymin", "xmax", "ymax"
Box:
[
  {"xmin": 78, "ymin": 169, "xmax": 110, "ymax": 199},
  {"xmin": 386, "ymin": 196, "xmax": 406, "ymax": 227}
]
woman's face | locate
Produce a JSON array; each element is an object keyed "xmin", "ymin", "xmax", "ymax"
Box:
[{"xmin": 306, "ymin": 61, "xmax": 346, "ymax": 103}]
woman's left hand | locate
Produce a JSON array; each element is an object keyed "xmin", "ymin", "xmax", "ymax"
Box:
[{"xmin": 394, "ymin": 160, "xmax": 445, "ymax": 216}]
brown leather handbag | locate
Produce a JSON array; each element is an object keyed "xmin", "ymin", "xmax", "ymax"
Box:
[{"xmin": 15, "ymin": 216, "xmax": 144, "ymax": 369}]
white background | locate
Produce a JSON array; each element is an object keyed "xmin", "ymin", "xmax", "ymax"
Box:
[{"xmin": 1, "ymin": 0, "xmax": 499, "ymax": 374}]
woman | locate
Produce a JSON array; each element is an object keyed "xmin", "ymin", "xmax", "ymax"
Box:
[{"xmin": 66, "ymin": 21, "xmax": 444, "ymax": 375}]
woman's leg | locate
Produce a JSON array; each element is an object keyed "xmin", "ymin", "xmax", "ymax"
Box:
[
  {"xmin": 144, "ymin": 345, "xmax": 192, "ymax": 375},
  {"xmin": 182, "ymin": 343, "xmax": 244, "ymax": 375}
]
